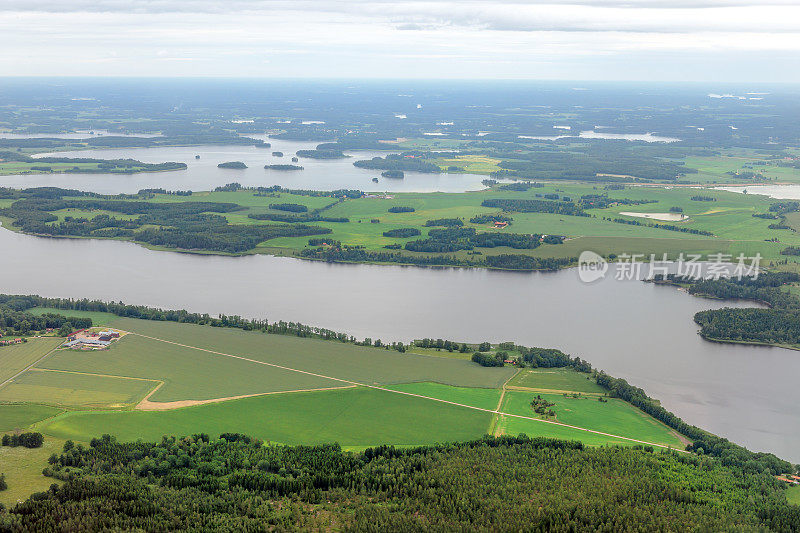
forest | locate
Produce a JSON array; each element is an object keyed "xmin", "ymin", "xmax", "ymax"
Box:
[
  {"xmin": 1, "ymin": 433, "xmax": 797, "ymax": 531},
  {"xmin": 654, "ymin": 273, "xmax": 800, "ymax": 346}
]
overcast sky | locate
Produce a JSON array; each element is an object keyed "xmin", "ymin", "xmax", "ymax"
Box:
[{"xmin": 2, "ymin": 0, "xmax": 799, "ymax": 81}]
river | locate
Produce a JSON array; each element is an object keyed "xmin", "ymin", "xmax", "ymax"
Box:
[
  {"xmin": 0, "ymin": 223, "xmax": 797, "ymax": 461},
  {"xmin": 0, "ymin": 137, "xmax": 491, "ymax": 194}
]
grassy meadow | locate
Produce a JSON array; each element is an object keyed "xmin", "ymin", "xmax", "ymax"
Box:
[{"xmin": 0, "ymin": 338, "xmax": 62, "ymax": 384}]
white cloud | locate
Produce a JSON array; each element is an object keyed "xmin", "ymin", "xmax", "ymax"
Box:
[{"xmin": 0, "ymin": 1, "xmax": 797, "ymax": 80}]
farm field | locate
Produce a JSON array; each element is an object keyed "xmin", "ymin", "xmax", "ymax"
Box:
[
  {"xmin": 37, "ymin": 386, "xmax": 494, "ymax": 446},
  {"xmin": 0, "ymin": 437, "xmax": 65, "ymax": 508},
  {"xmin": 0, "ymin": 316, "xmax": 687, "ymax": 452},
  {"xmin": 499, "ymin": 391, "xmax": 684, "ymax": 448},
  {"xmin": 0, "ymin": 404, "xmax": 62, "ymax": 432},
  {"xmin": 0, "ymin": 369, "xmax": 156, "ymax": 408},
  {"xmin": 0, "ymin": 337, "xmax": 62, "ymax": 383},
  {"xmin": 508, "ymin": 368, "xmax": 607, "ymax": 394}
]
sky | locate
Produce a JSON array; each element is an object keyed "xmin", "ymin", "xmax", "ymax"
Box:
[{"xmin": 2, "ymin": 0, "xmax": 799, "ymax": 81}]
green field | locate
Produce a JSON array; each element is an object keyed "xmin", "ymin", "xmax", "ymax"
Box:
[
  {"xmin": 0, "ymin": 404, "xmax": 62, "ymax": 432},
  {"xmin": 499, "ymin": 391, "xmax": 683, "ymax": 448},
  {"xmin": 35, "ymin": 318, "xmax": 514, "ymax": 403},
  {"xmin": 787, "ymin": 485, "xmax": 800, "ymax": 505},
  {"xmin": 37, "ymin": 386, "xmax": 493, "ymax": 447},
  {"xmin": 386, "ymin": 381, "xmax": 502, "ymax": 411},
  {"xmin": 0, "ymin": 317, "xmax": 698, "ymax": 506},
  {"xmin": 508, "ymin": 368, "xmax": 607, "ymax": 394},
  {"xmin": 0, "ymin": 337, "xmax": 62, "ymax": 383},
  {"xmin": 0, "ymin": 369, "xmax": 156, "ymax": 408},
  {"xmin": 0, "ymin": 437, "xmax": 65, "ymax": 507}
]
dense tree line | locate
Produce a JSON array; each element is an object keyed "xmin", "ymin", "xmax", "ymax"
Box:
[
  {"xmin": 2, "ymin": 433, "xmax": 797, "ymax": 531},
  {"xmin": 387, "ymin": 206, "xmax": 415, "ymax": 213},
  {"xmin": 469, "ymin": 213, "xmax": 513, "ymax": 224},
  {"xmin": 217, "ymin": 161, "xmax": 247, "ymax": 169},
  {"xmin": 0, "ymin": 301, "xmax": 91, "ymax": 336},
  {"xmin": 382, "ymin": 228, "xmax": 421, "ymax": 238},
  {"xmin": 404, "ymin": 227, "xmax": 555, "ymax": 253},
  {"xmin": 269, "ymin": 203, "xmax": 308, "ymax": 213},
  {"xmin": 471, "ymin": 352, "xmax": 505, "ymax": 367},
  {"xmin": 1, "ymin": 432, "xmax": 44, "ymax": 448},
  {"xmin": 485, "ymin": 254, "xmax": 573, "ymax": 270},
  {"xmin": 354, "ymin": 153, "xmax": 441, "ymax": 173},
  {"xmin": 264, "ymin": 164, "xmax": 304, "ymax": 170},
  {"xmin": 481, "ymin": 198, "xmax": 588, "ymax": 216},
  {"xmin": 423, "ymin": 218, "xmax": 463, "ymax": 227},
  {"xmin": 295, "ymin": 149, "xmax": 346, "ymax": 159},
  {"xmin": 0, "ymin": 151, "xmax": 186, "ymax": 174},
  {"xmin": 578, "ymin": 194, "xmax": 658, "ymax": 209}
]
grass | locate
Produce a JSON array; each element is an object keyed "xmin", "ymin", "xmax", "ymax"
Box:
[
  {"xmin": 37, "ymin": 386, "xmax": 493, "ymax": 447},
  {"xmin": 19, "ymin": 317, "xmax": 514, "ymax": 404},
  {"xmin": 26, "ymin": 307, "xmax": 122, "ymax": 327},
  {"xmin": 499, "ymin": 391, "xmax": 684, "ymax": 448},
  {"xmin": 386, "ymin": 382, "xmax": 502, "ymax": 411},
  {"xmin": 0, "ymin": 437, "xmax": 65, "ymax": 508},
  {"xmin": 0, "ymin": 337, "xmax": 62, "ymax": 384},
  {"xmin": 0, "ymin": 404, "xmax": 63, "ymax": 432},
  {"xmin": 0, "ymin": 369, "xmax": 156, "ymax": 408},
  {"xmin": 0, "ymin": 319, "xmax": 689, "ymax": 453},
  {"xmin": 508, "ymin": 368, "xmax": 607, "ymax": 394},
  {"xmin": 787, "ymin": 484, "xmax": 800, "ymax": 505}
]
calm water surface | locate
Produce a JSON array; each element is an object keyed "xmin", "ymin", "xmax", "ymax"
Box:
[
  {"xmin": 0, "ymin": 224, "xmax": 797, "ymax": 461},
  {"xmin": 0, "ymin": 137, "xmax": 491, "ymax": 194}
]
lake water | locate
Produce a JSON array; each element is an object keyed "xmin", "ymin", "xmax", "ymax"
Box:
[
  {"xmin": 0, "ymin": 137, "xmax": 492, "ymax": 194},
  {"xmin": 715, "ymin": 185, "xmax": 800, "ymax": 199},
  {"xmin": 0, "ymin": 130, "xmax": 162, "ymax": 139},
  {"xmin": 0, "ymin": 223, "xmax": 797, "ymax": 461},
  {"xmin": 518, "ymin": 131, "xmax": 681, "ymax": 143}
]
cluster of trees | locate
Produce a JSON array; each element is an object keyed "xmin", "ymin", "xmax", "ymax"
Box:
[
  {"xmin": 264, "ymin": 164, "xmax": 304, "ymax": 171},
  {"xmin": 217, "ymin": 161, "xmax": 247, "ymax": 169},
  {"xmin": 1, "ymin": 432, "xmax": 44, "ymax": 448},
  {"xmin": 486, "ymin": 254, "xmax": 573, "ymax": 271},
  {"xmin": 354, "ymin": 153, "xmax": 441, "ymax": 173},
  {"xmin": 531, "ymin": 395, "xmax": 556, "ymax": 416},
  {"xmin": 424, "ymin": 218, "xmax": 463, "ymax": 227},
  {"xmin": 300, "ymin": 245, "xmax": 481, "ymax": 268},
  {"xmin": 383, "ymin": 228, "xmax": 420, "ymax": 238},
  {"xmin": 497, "ymin": 182, "xmax": 542, "ymax": 191},
  {"xmin": 308, "ymin": 238, "xmax": 340, "ymax": 247},
  {"xmin": 481, "ymin": 198, "xmax": 588, "ymax": 216},
  {"xmin": 471, "ymin": 352, "xmax": 505, "ymax": 367},
  {"xmin": 269, "ymin": 203, "xmax": 308, "ymax": 213},
  {"xmin": 387, "ymin": 206, "xmax": 415, "ymax": 213},
  {"xmin": 3, "ymin": 433, "xmax": 797, "ymax": 530},
  {"xmin": 0, "ymin": 300, "xmax": 91, "ymax": 336},
  {"xmin": 295, "ymin": 149, "xmax": 346, "ymax": 159},
  {"xmin": 579, "ymin": 194, "xmax": 658, "ymax": 209},
  {"xmin": 381, "ymin": 170, "xmax": 404, "ymax": 179},
  {"xmin": 404, "ymin": 227, "xmax": 551, "ymax": 253},
  {"xmin": 469, "ymin": 213, "xmax": 513, "ymax": 225},
  {"xmin": 691, "ymin": 195, "xmax": 717, "ymax": 202}
]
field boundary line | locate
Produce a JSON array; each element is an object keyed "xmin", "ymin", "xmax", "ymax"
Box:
[
  {"xmin": 31, "ymin": 368, "xmax": 163, "ymax": 383},
  {"xmin": 490, "ymin": 369, "xmax": 518, "ymax": 436},
  {"xmin": 129, "ymin": 332, "xmax": 685, "ymax": 451},
  {"xmin": 135, "ymin": 385, "xmax": 357, "ymax": 411},
  {"xmin": 0, "ymin": 343, "xmax": 62, "ymax": 391},
  {"xmin": 505, "ymin": 385, "xmax": 605, "ymax": 396}
]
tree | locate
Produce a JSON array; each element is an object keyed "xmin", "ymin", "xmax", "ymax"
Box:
[{"xmin": 58, "ymin": 322, "xmax": 73, "ymax": 337}]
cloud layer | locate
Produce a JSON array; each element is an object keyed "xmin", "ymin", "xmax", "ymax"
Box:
[{"xmin": 1, "ymin": 1, "xmax": 798, "ymax": 80}]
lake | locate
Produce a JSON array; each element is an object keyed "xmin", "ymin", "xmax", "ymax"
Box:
[
  {"xmin": 0, "ymin": 137, "xmax": 493, "ymax": 194},
  {"xmin": 715, "ymin": 185, "xmax": 800, "ymax": 199},
  {"xmin": 0, "ymin": 223, "xmax": 797, "ymax": 461}
]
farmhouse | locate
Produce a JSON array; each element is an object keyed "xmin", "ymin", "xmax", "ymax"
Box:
[
  {"xmin": 0, "ymin": 338, "xmax": 24, "ymax": 347},
  {"xmin": 63, "ymin": 328, "xmax": 122, "ymax": 350}
]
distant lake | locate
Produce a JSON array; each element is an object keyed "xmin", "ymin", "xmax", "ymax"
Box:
[
  {"xmin": 518, "ymin": 131, "xmax": 681, "ymax": 142},
  {"xmin": 0, "ymin": 222, "xmax": 797, "ymax": 462},
  {"xmin": 0, "ymin": 129, "xmax": 162, "ymax": 139},
  {"xmin": 714, "ymin": 185, "xmax": 800, "ymax": 199},
  {"xmin": 0, "ymin": 137, "xmax": 492, "ymax": 194}
]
